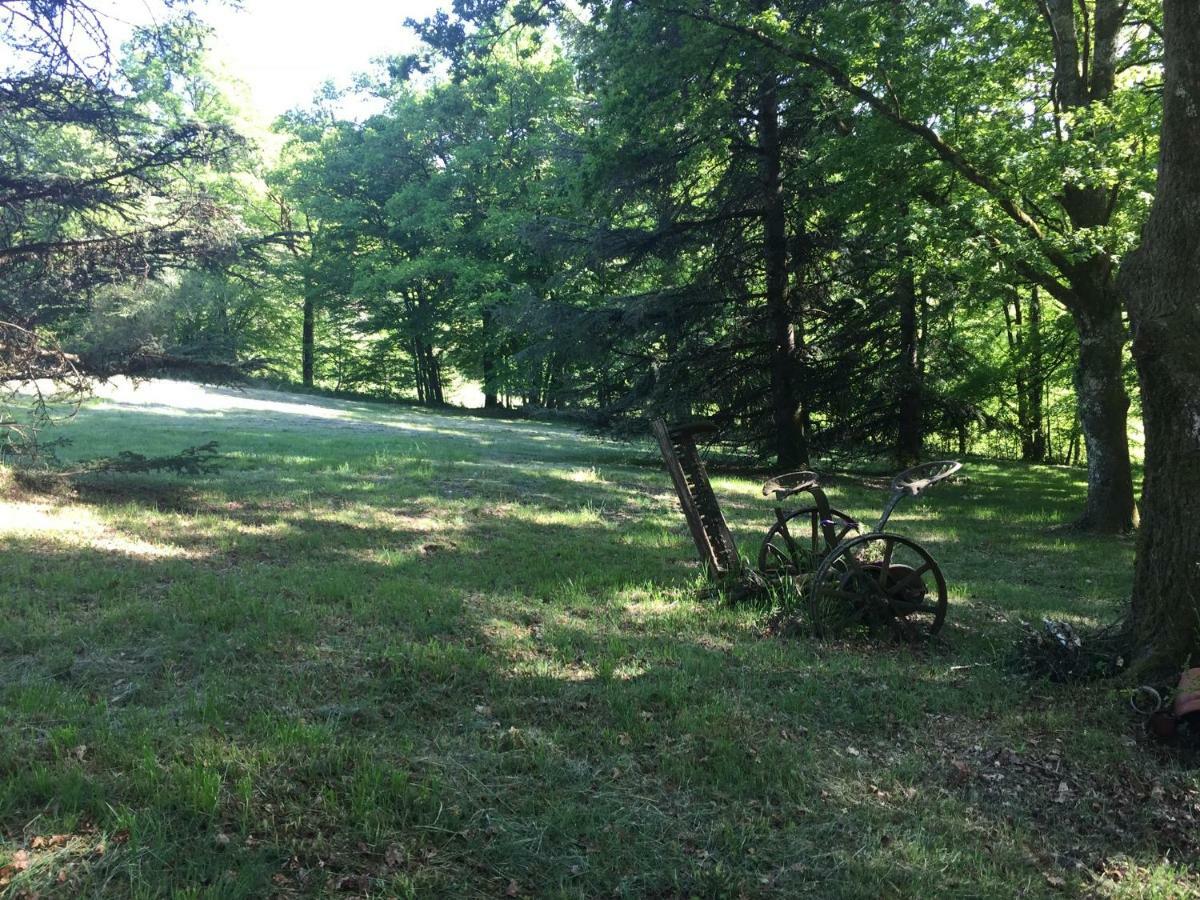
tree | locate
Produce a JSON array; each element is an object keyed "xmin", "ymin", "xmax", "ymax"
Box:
[
  {"xmin": 1116, "ymin": 0, "xmax": 1200, "ymax": 671},
  {"xmin": 532, "ymin": 2, "xmax": 855, "ymax": 460},
  {"xmin": 661, "ymin": 0, "xmax": 1158, "ymax": 530},
  {"xmin": 277, "ymin": 34, "xmax": 581, "ymax": 404},
  {"xmin": 0, "ymin": 0, "xmax": 243, "ymax": 395},
  {"xmin": 1002, "ymin": 284, "xmax": 1048, "ymax": 463},
  {"xmin": 129, "ymin": 0, "xmax": 1141, "ymax": 494}
]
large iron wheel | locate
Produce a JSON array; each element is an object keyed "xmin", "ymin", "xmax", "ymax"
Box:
[
  {"xmin": 808, "ymin": 533, "xmax": 947, "ymax": 640},
  {"xmin": 757, "ymin": 507, "xmax": 859, "ymax": 579}
]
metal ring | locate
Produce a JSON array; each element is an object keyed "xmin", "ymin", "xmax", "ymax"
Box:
[{"xmin": 1130, "ymin": 685, "xmax": 1163, "ymax": 716}]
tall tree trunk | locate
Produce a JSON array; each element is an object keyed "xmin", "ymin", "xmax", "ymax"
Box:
[
  {"xmin": 1027, "ymin": 286, "xmax": 1046, "ymax": 462},
  {"xmin": 759, "ymin": 81, "xmax": 806, "ymax": 468},
  {"xmin": 792, "ymin": 242, "xmax": 813, "ymax": 449},
  {"xmin": 1116, "ymin": 0, "xmax": 1200, "ymax": 671},
  {"xmin": 283, "ymin": 208, "xmax": 317, "ymax": 390},
  {"xmin": 1003, "ymin": 292, "xmax": 1031, "ymax": 457},
  {"xmin": 545, "ymin": 356, "xmax": 565, "ymax": 410},
  {"xmin": 1048, "ymin": 0, "xmax": 1137, "ymax": 529},
  {"xmin": 895, "ymin": 256, "xmax": 922, "ymax": 466},
  {"xmin": 301, "ymin": 287, "xmax": 315, "ymax": 388},
  {"xmin": 481, "ymin": 308, "xmax": 499, "ymax": 409},
  {"xmin": 414, "ymin": 337, "xmax": 429, "ymax": 405},
  {"xmin": 412, "ymin": 339, "xmax": 426, "ymax": 405},
  {"xmin": 427, "ymin": 345, "xmax": 444, "ymax": 405},
  {"xmin": 1005, "ymin": 285, "xmax": 1047, "ymax": 463},
  {"xmin": 1068, "ymin": 413, "xmax": 1082, "ymax": 467}
]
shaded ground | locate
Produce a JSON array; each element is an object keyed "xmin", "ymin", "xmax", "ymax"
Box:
[{"xmin": 0, "ymin": 380, "xmax": 1195, "ymax": 898}]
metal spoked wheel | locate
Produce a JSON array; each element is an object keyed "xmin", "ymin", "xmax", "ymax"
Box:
[
  {"xmin": 757, "ymin": 507, "xmax": 859, "ymax": 579},
  {"xmin": 808, "ymin": 533, "xmax": 947, "ymax": 640}
]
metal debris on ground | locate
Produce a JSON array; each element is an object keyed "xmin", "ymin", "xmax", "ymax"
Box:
[
  {"xmin": 1014, "ymin": 618, "xmax": 1126, "ymax": 683},
  {"xmin": 1137, "ymin": 668, "xmax": 1200, "ymax": 745}
]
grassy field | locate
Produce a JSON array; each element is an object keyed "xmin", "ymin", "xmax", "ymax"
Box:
[{"xmin": 1, "ymin": 381, "xmax": 1196, "ymax": 898}]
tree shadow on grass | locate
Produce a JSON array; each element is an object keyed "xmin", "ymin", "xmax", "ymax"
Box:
[{"xmin": 0, "ymin": 501, "xmax": 1175, "ymax": 898}]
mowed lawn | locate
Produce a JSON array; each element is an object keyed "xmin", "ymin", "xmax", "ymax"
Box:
[{"xmin": 1, "ymin": 381, "xmax": 1196, "ymax": 898}]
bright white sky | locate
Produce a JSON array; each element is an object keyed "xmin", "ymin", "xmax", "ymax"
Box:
[
  {"xmin": 200, "ymin": 0, "xmax": 444, "ymax": 117},
  {"xmin": 94, "ymin": 0, "xmax": 447, "ymax": 119}
]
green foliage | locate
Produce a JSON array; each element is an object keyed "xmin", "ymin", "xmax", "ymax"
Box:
[
  {"xmin": 79, "ymin": 441, "xmax": 224, "ymax": 477},
  {"xmin": 274, "ymin": 31, "xmax": 583, "ymax": 403},
  {"xmin": 0, "ymin": 3, "xmax": 246, "ymax": 380},
  {"xmin": 247, "ymin": 0, "xmax": 1159, "ymax": 465},
  {"xmin": 7, "ymin": 0, "xmax": 1164, "ymax": 464}
]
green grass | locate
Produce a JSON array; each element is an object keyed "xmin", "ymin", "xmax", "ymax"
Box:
[{"xmin": 1, "ymin": 382, "xmax": 1196, "ymax": 898}]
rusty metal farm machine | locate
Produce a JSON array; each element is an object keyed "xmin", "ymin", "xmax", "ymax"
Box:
[{"xmin": 652, "ymin": 418, "xmax": 962, "ymax": 640}]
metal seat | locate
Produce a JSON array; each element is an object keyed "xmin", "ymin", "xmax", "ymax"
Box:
[
  {"xmin": 890, "ymin": 460, "xmax": 963, "ymax": 497},
  {"xmin": 761, "ymin": 470, "xmax": 822, "ymax": 501}
]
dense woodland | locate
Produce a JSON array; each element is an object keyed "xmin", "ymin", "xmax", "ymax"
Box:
[{"xmin": 1, "ymin": 0, "xmax": 1198, "ymax": 668}]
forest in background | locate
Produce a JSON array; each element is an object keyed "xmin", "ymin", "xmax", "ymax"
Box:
[{"xmin": 0, "ymin": 0, "xmax": 1164, "ymax": 472}]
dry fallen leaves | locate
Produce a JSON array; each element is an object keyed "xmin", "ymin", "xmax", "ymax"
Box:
[
  {"xmin": 334, "ymin": 872, "xmax": 370, "ymax": 892},
  {"xmin": 0, "ymin": 850, "xmax": 30, "ymax": 888},
  {"xmin": 30, "ymin": 835, "xmax": 68, "ymax": 850}
]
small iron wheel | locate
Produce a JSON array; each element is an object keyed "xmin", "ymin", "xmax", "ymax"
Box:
[
  {"xmin": 757, "ymin": 506, "xmax": 859, "ymax": 579},
  {"xmin": 808, "ymin": 533, "xmax": 947, "ymax": 640}
]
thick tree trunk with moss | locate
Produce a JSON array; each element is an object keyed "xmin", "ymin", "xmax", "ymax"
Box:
[
  {"xmin": 1116, "ymin": 0, "xmax": 1200, "ymax": 671},
  {"xmin": 1071, "ymin": 299, "xmax": 1138, "ymax": 532}
]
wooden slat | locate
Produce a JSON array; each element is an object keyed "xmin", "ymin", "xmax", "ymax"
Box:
[
  {"xmin": 675, "ymin": 434, "xmax": 738, "ymax": 569},
  {"xmin": 651, "ymin": 418, "xmax": 739, "ymax": 578}
]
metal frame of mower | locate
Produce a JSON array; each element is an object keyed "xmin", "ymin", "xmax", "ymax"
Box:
[{"xmin": 652, "ymin": 417, "xmax": 961, "ymax": 639}]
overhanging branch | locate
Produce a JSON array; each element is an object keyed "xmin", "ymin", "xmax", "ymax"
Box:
[{"xmin": 643, "ymin": 1, "xmax": 1081, "ymax": 288}]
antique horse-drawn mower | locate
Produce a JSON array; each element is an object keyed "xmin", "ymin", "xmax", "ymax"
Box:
[{"xmin": 652, "ymin": 418, "xmax": 961, "ymax": 640}]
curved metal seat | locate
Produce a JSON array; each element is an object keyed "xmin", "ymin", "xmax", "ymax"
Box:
[
  {"xmin": 762, "ymin": 470, "xmax": 821, "ymax": 500},
  {"xmin": 890, "ymin": 460, "xmax": 962, "ymax": 497}
]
